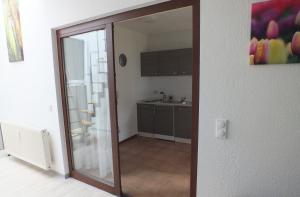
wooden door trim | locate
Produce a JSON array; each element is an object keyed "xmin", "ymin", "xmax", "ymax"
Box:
[
  {"xmin": 55, "ymin": 0, "xmax": 199, "ymax": 196},
  {"xmin": 71, "ymin": 171, "xmax": 115, "ymax": 193},
  {"xmin": 106, "ymin": 23, "xmax": 122, "ymax": 195},
  {"xmin": 191, "ymin": 2, "xmax": 200, "ymax": 197}
]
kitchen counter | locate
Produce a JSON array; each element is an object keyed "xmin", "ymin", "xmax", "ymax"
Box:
[{"xmin": 138, "ymin": 100, "xmax": 192, "ymax": 107}]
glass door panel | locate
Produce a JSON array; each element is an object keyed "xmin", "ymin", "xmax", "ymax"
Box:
[{"xmin": 62, "ymin": 29, "xmax": 114, "ymax": 185}]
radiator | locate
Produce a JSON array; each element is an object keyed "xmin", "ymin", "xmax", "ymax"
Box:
[{"xmin": 1, "ymin": 122, "xmax": 51, "ymax": 170}]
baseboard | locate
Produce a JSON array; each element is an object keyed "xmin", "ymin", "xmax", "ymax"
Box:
[
  {"xmin": 138, "ymin": 132, "xmax": 154, "ymax": 138},
  {"xmin": 154, "ymin": 134, "xmax": 175, "ymax": 141},
  {"xmin": 137, "ymin": 133, "xmax": 191, "ymax": 144},
  {"xmin": 119, "ymin": 134, "xmax": 137, "ymax": 144},
  {"xmin": 175, "ymin": 137, "xmax": 191, "ymax": 144},
  {"xmin": 49, "ymin": 169, "xmax": 70, "ymax": 179}
]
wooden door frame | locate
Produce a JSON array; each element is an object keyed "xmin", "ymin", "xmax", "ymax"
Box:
[
  {"xmin": 56, "ymin": 23, "xmax": 121, "ymax": 195},
  {"xmin": 55, "ymin": 0, "xmax": 199, "ymax": 196}
]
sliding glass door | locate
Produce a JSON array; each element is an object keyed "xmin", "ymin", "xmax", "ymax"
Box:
[{"xmin": 59, "ymin": 24, "xmax": 121, "ymax": 195}]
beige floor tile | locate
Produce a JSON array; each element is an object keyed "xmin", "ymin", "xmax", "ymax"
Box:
[{"xmin": 120, "ymin": 136, "xmax": 191, "ymax": 197}]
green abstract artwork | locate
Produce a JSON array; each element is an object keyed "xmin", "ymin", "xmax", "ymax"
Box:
[{"xmin": 3, "ymin": 0, "xmax": 24, "ymax": 62}]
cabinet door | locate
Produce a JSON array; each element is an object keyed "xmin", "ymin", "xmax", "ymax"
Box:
[
  {"xmin": 158, "ymin": 50, "xmax": 179, "ymax": 76},
  {"xmin": 154, "ymin": 106, "xmax": 173, "ymax": 136},
  {"xmin": 137, "ymin": 104, "xmax": 155, "ymax": 133},
  {"xmin": 174, "ymin": 106, "xmax": 192, "ymax": 139},
  {"xmin": 178, "ymin": 48, "xmax": 193, "ymax": 75},
  {"xmin": 141, "ymin": 52, "xmax": 159, "ymax": 76}
]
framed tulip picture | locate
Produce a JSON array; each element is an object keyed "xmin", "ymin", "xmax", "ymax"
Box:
[{"xmin": 250, "ymin": 0, "xmax": 300, "ymax": 65}]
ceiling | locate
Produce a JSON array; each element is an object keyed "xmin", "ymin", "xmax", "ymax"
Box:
[{"xmin": 116, "ymin": 6, "xmax": 192, "ymax": 35}]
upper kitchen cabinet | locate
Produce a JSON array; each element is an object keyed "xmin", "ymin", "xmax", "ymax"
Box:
[
  {"xmin": 140, "ymin": 48, "xmax": 192, "ymax": 76},
  {"xmin": 158, "ymin": 50, "xmax": 180, "ymax": 76},
  {"xmin": 141, "ymin": 52, "xmax": 159, "ymax": 76},
  {"xmin": 178, "ymin": 48, "xmax": 193, "ymax": 75}
]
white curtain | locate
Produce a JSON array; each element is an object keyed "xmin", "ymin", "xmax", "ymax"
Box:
[{"xmin": 65, "ymin": 30, "xmax": 114, "ymax": 182}]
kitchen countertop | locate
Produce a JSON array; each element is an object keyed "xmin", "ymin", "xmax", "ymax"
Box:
[{"xmin": 137, "ymin": 100, "xmax": 192, "ymax": 107}]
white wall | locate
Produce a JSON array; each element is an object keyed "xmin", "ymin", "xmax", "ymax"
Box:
[
  {"xmin": 0, "ymin": 0, "xmax": 167, "ymax": 175},
  {"xmin": 198, "ymin": 0, "xmax": 300, "ymax": 196},
  {"xmin": 114, "ymin": 26, "xmax": 149, "ymax": 141},
  {"xmin": 146, "ymin": 30, "xmax": 193, "ymax": 101},
  {"xmin": 147, "ymin": 30, "xmax": 192, "ymax": 51}
]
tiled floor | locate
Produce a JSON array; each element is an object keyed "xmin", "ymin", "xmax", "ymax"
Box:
[
  {"xmin": 119, "ymin": 136, "xmax": 191, "ymax": 197},
  {"xmin": 0, "ymin": 152, "xmax": 114, "ymax": 197}
]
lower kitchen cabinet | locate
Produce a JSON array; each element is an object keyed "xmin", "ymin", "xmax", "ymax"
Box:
[
  {"xmin": 154, "ymin": 105, "xmax": 174, "ymax": 136},
  {"xmin": 174, "ymin": 106, "xmax": 192, "ymax": 139},
  {"xmin": 137, "ymin": 104, "xmax": 155, "ymax": 134},
  {"xmin": 137, "ymin": 103, "xmax": 192, "ymax": 141}
]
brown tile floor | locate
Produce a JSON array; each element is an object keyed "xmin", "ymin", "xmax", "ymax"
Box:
[{"xmin": 120, "ymin": 136, "xmax": 191, "ymax": 197}]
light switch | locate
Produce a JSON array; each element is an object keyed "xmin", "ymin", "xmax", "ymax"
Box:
[{"xmin": 216, "ymin": 119, "xmax": 227, "ymax": 139}]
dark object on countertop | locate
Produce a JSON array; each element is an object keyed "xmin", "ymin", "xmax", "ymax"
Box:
[{"xmin": 160, "ymin": 91, "xmax": 167, "ymax": 103}]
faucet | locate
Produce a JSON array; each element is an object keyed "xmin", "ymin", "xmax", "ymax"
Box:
[
  {"xmin": 180, "ymin": 97, "xmax": 187, "ymax": 103},
  {"xmin": 160, "ymin": 91, "xmax": 167, "ymax": 103}
]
